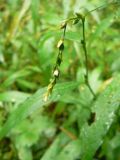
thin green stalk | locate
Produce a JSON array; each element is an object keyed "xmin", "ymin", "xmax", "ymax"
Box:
[
  {"xmin": 81, "ymin": 17, "xmax": 96, "ymax": 98},
  {"xmin": 85, "ymin": 1, "xmax": 120, "ymax": 17}
]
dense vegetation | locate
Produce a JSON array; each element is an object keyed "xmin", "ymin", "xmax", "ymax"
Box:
[{"xmin": 0, "ymin": 0, "xmax": 120, "ymax": 159}]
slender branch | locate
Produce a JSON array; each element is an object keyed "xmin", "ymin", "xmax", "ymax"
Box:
[{"xmin": 81, "ymin": 17, "xmax": 96, "ymax": 98}]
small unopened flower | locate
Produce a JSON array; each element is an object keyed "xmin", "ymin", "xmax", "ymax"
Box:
[
  {"xmin": 53, "ymin": 69, "xmax": 59, "ymax": 77},
  {"xmin": 60, "ymin": 21, "xmax": 67, "ymax": 29},
  {"xmin": 75, "ymin": 12, "xmax": 84, "ymax": 20},
  {"xmin": 43, "ymin": 92, "xmax": 49, "ymax": 102},
  {"xmin": 57, "ymin": 39, "xmax": 64, "ymax": 50},
  {"xmin": 43, "ymin": 84, "xmax": 53, "ymax": 102},
  {"xmin": 73, "ymin": 18, "xmax": 79, "ymax": 25},
  {"xmin": 43, "ymin": 79, "xmax": 56, "ymax": 102}
]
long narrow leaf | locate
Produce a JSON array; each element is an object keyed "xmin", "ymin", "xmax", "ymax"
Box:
[
  {"xmin": 0, "ymin": 81, "xmax": 78, "ymax": 140},
  {"xmin": 80, "ymin": 75, "xmax": 120, "ymax": 160}
]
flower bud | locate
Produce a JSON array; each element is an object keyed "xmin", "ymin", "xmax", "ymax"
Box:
[
  {"xmin": 60, "ymin": 21, "xmax": 67, "ymax": 29},
  {"xmin": 53, "ymin": 69, "xmax": 59, "ymax": 77},
  {"xmin": 57, "ymin": 39, "xmax": 64, "ymax": 50},
  {"xmin": 75, "ymin": 12, "xmax": 84, "ymax": 20},
  {"xmin": 73, "ymin": 19, "xmax": 79, "ymax": 25}
]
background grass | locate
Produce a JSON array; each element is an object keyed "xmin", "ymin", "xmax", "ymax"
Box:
[{"xmin": 0, "ymin": 0, "xmax": 120, "ymax": 160}]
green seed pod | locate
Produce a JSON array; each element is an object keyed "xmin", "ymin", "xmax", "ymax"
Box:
[
  {"xmin": 60, "ymin": 21, "xmax": 67, "ymax": 29},
  {"xmin": 73, "ymin": 18, "xmax": 79, "ymax": 25},
  {"xmin": 57, "ymin": 39, "xmax": 64, "ymax": 50},
  {"xmin": 75, "ymin": 12, "xmax": 84, "ymax": 20},
  {"xmin": 53, "ymin": 69, "xmax": 59, "ymax": 77},
  {"xmin": 57, "ymin": 57, "xmax": 62, "ymax": 66}
]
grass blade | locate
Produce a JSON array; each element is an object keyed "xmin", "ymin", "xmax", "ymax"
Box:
[{"xmin": 0, "ymin": 81, "xmax": 78, "ymax": 140}]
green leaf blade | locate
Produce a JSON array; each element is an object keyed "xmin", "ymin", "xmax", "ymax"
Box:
[
  {"xmin": 80, "ymin": 75, "xmax": 120, "ymax": 160},
  {"xmin": 0, "ymin": 81, "xmax": 78, "ymax": 140}
]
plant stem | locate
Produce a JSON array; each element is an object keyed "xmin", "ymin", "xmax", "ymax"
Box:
[
  {"xmin": 85, "ymin": 1, "xmax": 120, "ymax": 17},
  {"xmin": 81, "ymin": 17, "xmax": 96, "ymax": 98}
]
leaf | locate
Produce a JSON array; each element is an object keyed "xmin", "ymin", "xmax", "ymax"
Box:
[
  {"xmin": 18, "ymin": 146, "xmax": 32, "ymax": 160},
  {"xmin": 42, "ymin": 139, "xmax": 81, "ymax": 160},
  {"xmin": 0, "ymin": 81, "xmax": 78, "ymax": 140},
  {"xmin": 79, "ymin": 75, "xmax": 120, "ymax": 160},
  {"xmin": 7, "ymin": 0, "xmax": 31, "ymax": 41},
  {"xmin": 41, "ymin": 133, "xmax": 72, "ymax": 160},
  {"xmin": 55, "ymin": 140, "xmax": 81, "ymax": 160},
  {"xmin": 13, "ymin": 114, "xmax": 55, "ymax": 147},
  {"xmin": 2, "ymin": 69, "xmax": 32, "ymax": 88},
  {"xmin": 89, "ymin": 13, "xmax": 115, "ymax": 43},
  {"xmin": 31, "ymin": 0, "xmax": 40, "ymax": 32},
  {"xmin": 65, "ymin": 31, "xmax": 81, "ymax": 42},
  {"xmin": 0, "ymin": 91, "xmax": 30, "ymax": 103}
]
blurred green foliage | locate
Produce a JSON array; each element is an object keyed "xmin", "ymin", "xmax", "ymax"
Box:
[{"xmin": 0, "ymin": 0, "xmax": 120, "ymax": 160}]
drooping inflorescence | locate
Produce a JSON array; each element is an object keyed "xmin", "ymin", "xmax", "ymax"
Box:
[
  {"xmin": 43, "ymin": 9, "xmax": 100, "ymax": 101},
  {"xmin": 43, "ymin": 21, "xmax": 67, "ymax": 101}
]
